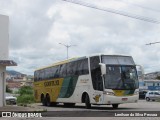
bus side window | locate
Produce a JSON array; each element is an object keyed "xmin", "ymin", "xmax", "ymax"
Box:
[
  {"xmin": 81, "ymin": 59, "xmax": 89, "ymax": 74},
  {"xmin": 54, "ymin": 65, "xmax": 60, "ymax": 78},
  {"xmin": 76, "ymin": 60, "xmax": 82, "ymax": 75},
  {"xmin": 67, "ymin": 61, "xmax": 77, "ymax": 76},
  {"xmin": 34, "ymin": 71, "xmax": 37, "ymax": 81},
  {"xmin": 76, "ymin": 59, "xmax": 89, "ymax": 75},
  {"xmin": 59, "ymin": 64, "xmax": 67, "ymax": 77}
]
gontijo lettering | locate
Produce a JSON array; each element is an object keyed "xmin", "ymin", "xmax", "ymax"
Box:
[{"xmin": 44, "ymin": 80, "xmax": 59, "ymax": 87}]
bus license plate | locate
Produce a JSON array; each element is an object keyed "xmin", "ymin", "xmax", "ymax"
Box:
[{"xmin": 122, "ymin": 98, "xmax": 128, "ymax": 101}]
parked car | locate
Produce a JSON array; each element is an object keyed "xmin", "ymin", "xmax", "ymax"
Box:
[
  {"xmin": 139, "ymin": 91, "xmax": 147, "ymax": 99},
  {"xmin": 5, "ymin": 93, "xmax": 17, "ymax": 105},
  {"xmin": 145, "ymin": 91, "xmax": 160, "ymax": 101}
]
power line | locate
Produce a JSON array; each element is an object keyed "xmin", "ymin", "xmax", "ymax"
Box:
[
  {"xmin": 113, "ymin": 0, "xmax": 160, "ymax": 13},
  {"xmin": 146, "ymin": 41, "xmax": 160, "ymax": 45},
  {"xmin": 62, "ymin": 0, "xmax": 160, "ymax": 24}
]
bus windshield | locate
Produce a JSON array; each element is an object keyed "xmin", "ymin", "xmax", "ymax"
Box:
[{"xmin": 104, "ymin": 66, "xmax": 138, "ymax": 90}]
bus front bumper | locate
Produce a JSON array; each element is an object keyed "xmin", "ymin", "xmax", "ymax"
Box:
[{"xmin": 103, "ymin": 95, "xmax": 139, "ymax": 104}]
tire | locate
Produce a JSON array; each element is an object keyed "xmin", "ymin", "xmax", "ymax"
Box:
[
  {"xmin": 64, "ymin": 103, "xmax": 75, "ymax": 107},
  {"xmin": 112, "ymin": 104, "xmax": 119, "ymax": 109},
  {"xmin": 85, "ymin": 94, "xmax": 91, "ymax": 109},
  {"xmin": 46, "ymin": 95, "xmax": 51, "ymax": 107},
  {"xmin": 42, "ymin": 97, "xmax": 47, "ymax": 106},
  {"xmin": 146, "ymin": 97, "xmax": 150, "ymax": 101}
]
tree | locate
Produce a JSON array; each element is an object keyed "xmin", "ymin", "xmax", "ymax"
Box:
[
  {"xmin": 6, "ymin": 85, "xmax": 12, "ymax": 93},
  {"xmin": 18, "ymin": 86, "xmax": 33, "ymax": 95},
  {"xmin": 156, "ymin": 76, "xmax": 160, "ymax": 80}
]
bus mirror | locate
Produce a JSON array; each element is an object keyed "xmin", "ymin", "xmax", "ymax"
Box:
[
  {"xmin": 136, "ymin": 65, "xmax": 144, "ymax": 80},
  {"xmin": 99, "ymin": 63, "xmax": 106, "ymax": 75}
]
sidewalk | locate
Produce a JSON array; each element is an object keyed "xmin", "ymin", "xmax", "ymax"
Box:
[{"xmin": 0, "ymin": 105, "xmax": 45, "ymax": 112}]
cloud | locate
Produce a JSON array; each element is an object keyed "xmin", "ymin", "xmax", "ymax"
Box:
[{"xmin": 1, "ymin": 0, "xmax": 160, "ymax": 74}]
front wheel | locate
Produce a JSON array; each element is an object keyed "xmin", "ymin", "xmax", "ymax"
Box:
[
  {"xmin": 85, "ymin": 94, "xmax": 91, "ymax": 109},
  {"xmin": 146, "ymin": 97, "xmax": 150, "ymax": 101},
  {"xmin": 112, "ymin": 104, "xmax": 119, "ymax": 109}
]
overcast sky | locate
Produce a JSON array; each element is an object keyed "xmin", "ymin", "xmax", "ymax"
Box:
[{"xmin": 0, "ymin": 0, "xmax": 160, "ymax": 75}]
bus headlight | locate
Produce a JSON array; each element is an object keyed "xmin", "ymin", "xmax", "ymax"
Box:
[{"xmin": 104, "ymin": 91, "xmax": 115, "ymax": 96}]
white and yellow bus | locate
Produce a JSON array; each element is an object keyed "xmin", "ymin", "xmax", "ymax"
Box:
[{"xmin": 34, "ymin": 54, "xmax": 139, "ymax": 109}]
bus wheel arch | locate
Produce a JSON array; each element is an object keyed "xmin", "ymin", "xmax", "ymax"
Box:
[
  {"xmin": 81, "ymin": 92, "xmax": 87, "ymax": 103},
  {"xmin": 81, "ymin": 92, "xmax": 91, "ymax": 109}
]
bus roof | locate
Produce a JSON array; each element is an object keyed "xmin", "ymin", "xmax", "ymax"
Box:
[
  {"xmin": 35, "ymin": 56, "xmax": 86, "ymax": 71},
  {"xmin": 35, "ymin": 54, "xmax": 132, "ymax": 71}
]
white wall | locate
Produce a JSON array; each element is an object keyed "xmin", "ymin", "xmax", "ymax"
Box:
[
  {"xmin": 0, "ymin": 14, "xmax": 9, "ymax": 107},
  {"xmin": 0, "ymin": 14, "xmax": 9, "ymax": 60},
  {"xmin": 0, "ymin": 66, "xmax": 6, "ymax": 107}
]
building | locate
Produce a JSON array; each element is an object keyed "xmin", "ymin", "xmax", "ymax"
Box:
[
  {"xmin": 0, "ymin": 14, "xmax": 17, "ymax": 107},
  {"xmin": 139, "ymin": 80, "xmax": 160, "ymax": 91}
]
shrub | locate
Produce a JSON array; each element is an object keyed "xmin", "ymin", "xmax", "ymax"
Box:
[
  {"xmin": 18, "ymin": 86, "xmax": 33, "ymax": 96},
  {"xmin": 17, "ymin": 94, "xmax": 35, "ymax": 104},
  {"xmin": 17, "ymin": 86, "xmax": 35, "ymax": 105}
]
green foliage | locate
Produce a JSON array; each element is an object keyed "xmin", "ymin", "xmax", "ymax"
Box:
[
  {"xmin": 17, "ymin": 94, "xmax": 35, "ymax": 104},
  {"xmin": 18, "ymin": 86, "xmax": 33, "ymax": 95},
  {"xmin": 6, "ymin": 85, "xmax": 12, "ymax": 93},
  {"xmin": 17, "ymin": 86, "xmax": 35, "ymax": 105},
  {"xmin": 156, "ymin": 76, "xmax": 160, "ymax": 80}
]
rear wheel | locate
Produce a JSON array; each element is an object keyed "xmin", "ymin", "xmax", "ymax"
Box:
[
  {"xmin": 146, "ymin": 97, "xmax": 150, "ymax": 101},
  {"xmin": 112, "ymin": 104, "xmax": 119, "ymax": 109},
  {"xmin": 85, "ymin": 94, "xmax": 91, "ymax": 109},
  {"xmin": 46, "ymin": 95, "xmax": 51, "ymax": 106}
]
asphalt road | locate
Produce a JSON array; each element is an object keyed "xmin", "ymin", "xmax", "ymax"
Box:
[
  {"xmin": 32, "ymin": 100, "xmax": 160, "ymax": 111},
  {"xmin": 1, "ymin": 100, "xmax": 160, "ymax": 120}
]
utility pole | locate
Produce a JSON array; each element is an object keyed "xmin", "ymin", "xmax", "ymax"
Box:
[
  {"xmin": 59, "ymin": 43, "xmax": 77, "ymax": 59},
  {"xmin": 146, "ymin": 41, "xmax": 160, "ymax": 45}
]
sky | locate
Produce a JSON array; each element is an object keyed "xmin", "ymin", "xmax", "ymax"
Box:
[{"xmin": 0, "ymin": 0, "xmax": 160, "ymax": 75}]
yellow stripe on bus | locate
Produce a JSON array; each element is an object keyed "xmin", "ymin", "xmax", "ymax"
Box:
[{"xmin": 34, "ymin": 78, "xmax": 64, "ymax": 102}]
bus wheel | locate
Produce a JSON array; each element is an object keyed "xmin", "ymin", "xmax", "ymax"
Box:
[
  {"xmin": 46, "ymin": 95, "xmax": 51, "ymax": 107},
  {"xmin": 42, "ymin": 97, "xmax": 47, "ymax": 106},
  {"xmin": 85, "ymin": 94, "xmax": 91, "ymax": 109},
  {"xmin": 112, "ymin": 104, "xmax": 119, "ymax": 109}
]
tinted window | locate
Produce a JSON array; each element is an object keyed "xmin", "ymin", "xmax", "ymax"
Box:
[
  {"xmin": 77, "ymin": 59, "xmax": 89, "ymax": 75},
  {"xmin": 34, "ymin": 71, "xmax": 38, "ymax": 81},
  {"xmin": 53, "ymin": 66, "xmax": 60, "ymax": 78},
  {"xmin": 59, "ymin": 64, "xmax": 67, "ymax": 77},
  {"xmin": 67, "ymin": 61, "xmax": 77, "ymax": 76}
]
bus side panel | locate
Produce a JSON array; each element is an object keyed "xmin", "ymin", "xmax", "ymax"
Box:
[
  {"xmin": 34, "ymin": 78, "xmax": 64, "ymax": 102},
  {"xmin": 56, "ymin": 75, "xmax": 104, "ymax": 104}
]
